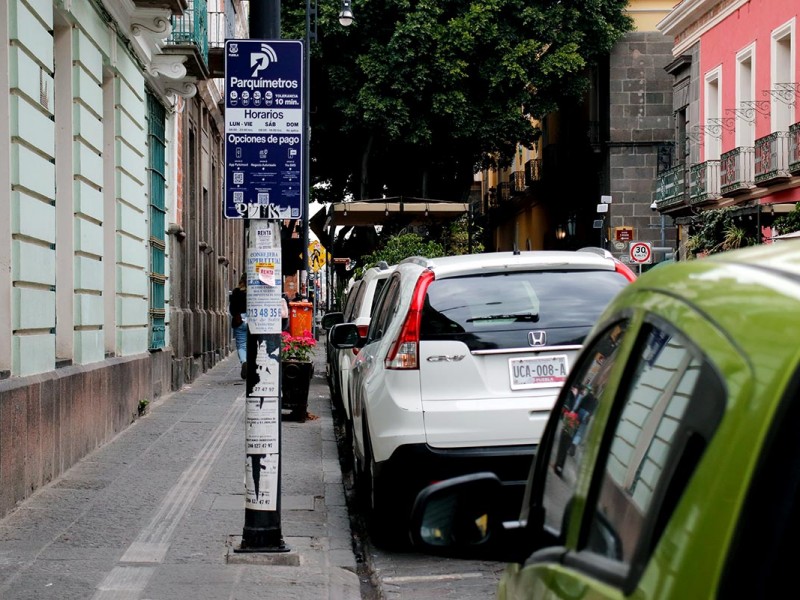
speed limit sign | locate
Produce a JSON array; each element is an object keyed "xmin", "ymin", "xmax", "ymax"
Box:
[{"xmin": 629, "ymin": 241, "xmax": 652, "ymax": 264}]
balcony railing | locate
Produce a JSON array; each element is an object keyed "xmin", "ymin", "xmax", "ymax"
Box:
[
  {"xmin": 510, "ymin": 170, "xmax": 526, "ymax": 194},
  {"xmin": 525, "ymin": 159, "xmax": 542, "ymax": 185},
  {"xmin": 207, "ymin": 11, "xmax": 232, "ymax": 49},
  {"xmin": 790, "ymin": 122, "xmax": 800, "ymax": 173},
  {"xmin": 754, "ymin": 131, "xmax": 791, "ymax": 184},
  {"xmin": 689, "ymin": 160, "xmax": 721, "ymax": 205},
  {"xmin": 720, "ymin": 147, "xmax": 755, "ymax": 196},
  {"xmin": 655, "ymin": 164, "xmax": 686, "ymax": 209},
  {"xmin": 167, "ymin": 0, "xmax": 209, "ymax": 65}
]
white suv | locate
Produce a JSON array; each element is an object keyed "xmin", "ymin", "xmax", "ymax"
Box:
[
  {"xmin": 329, "ymin": 251, "xmax": 635, "ymax": 543},
  {"xmin": 322, "ymin": 262, "xmax": 395, "ymax": 420}
]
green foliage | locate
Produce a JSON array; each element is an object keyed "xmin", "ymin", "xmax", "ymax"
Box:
[
  {"xmin": 282, "ymin": 0, "xmax": 633, "ymax": 202},
  {"xmin": 687, "ymin": 208, "xmax": 758, "ymax": 256},
  {"xmin": 773, "ymin": 204, "xmax": 800, "ymax": 236},
  {"xmin": 137, "ymin": 399, "xmax": 149, "ymax": 416},
  {"xmin": 358, "ymin": 233, "xmax": 444, "ymax": 275},
  {"xmin": 444, "ymin": 214, "xmax": 485, "ymax": 255}
]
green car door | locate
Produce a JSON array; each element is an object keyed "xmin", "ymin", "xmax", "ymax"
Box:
[{"xmin": 500, "ymin": 283, "xmax": 755, "ymax": 600}]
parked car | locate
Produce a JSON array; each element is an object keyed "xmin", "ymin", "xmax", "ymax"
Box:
[
  {"xmin": 410, "ymin": 242, "xmax": 800, "ymax": 599},
  {"xmin": 321, "ymin": 262, "xmax": 395, "ymax": 417},
  {"xmin": 329, "ymin": 250, "xmax": 635, "ymax": 543}
]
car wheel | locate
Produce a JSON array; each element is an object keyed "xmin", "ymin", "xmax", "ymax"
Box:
[
  {"xmin": 329, "ymin": 371, "xmax": 343, "ymax": 412},
  {"xmin": 362, "ymin": 422, "xmax": 409, "ymax": 549}
]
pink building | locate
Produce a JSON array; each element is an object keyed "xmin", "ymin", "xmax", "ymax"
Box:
[{"xmin": 657, "ymin": 0, "xmax": 800, "ymax": 253}]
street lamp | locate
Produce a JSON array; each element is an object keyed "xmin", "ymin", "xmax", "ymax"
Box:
[
  {"xmin": 338, "ymin": 0, "xmax": 354, "ymax": 26},
  {"xmin": 303, "ymin": 0, "xmax": 354, "ymax": 301}
]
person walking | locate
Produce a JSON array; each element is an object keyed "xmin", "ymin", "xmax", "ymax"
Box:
[
  {"xmin": 281, "ymin": 293, "xmax": 290, "ymax": 332},
  {"xmin": 230, "ymin": 273, "xmax": 247, "ymax": 379}
]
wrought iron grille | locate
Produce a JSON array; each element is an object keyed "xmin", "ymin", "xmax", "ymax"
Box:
[
  {"xmin": 168, "ymin": 0, "xmax": 209, "ymax": 63},
  {"xmin": 147, "ymin": 93, "xmax": 167, "ymax": 350},
  {"xmin": 689, "ymin": 160, "xmax": 721, "ymax": 204},
  {"xmin": 720, "ymin": 147, "xmax": 755, "ymax": 195},
  {"xmin": 754, "ymin": 131, "xmax": 791, "ymax": 184}
]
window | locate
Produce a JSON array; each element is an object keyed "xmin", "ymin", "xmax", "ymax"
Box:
[
  {"xmin": 582, "ymin": 322, "xmax": 724, "ymax": 586},
  {"xmin": 736, "ymin": 45, "xmax": 755, "ymax": 149},
  {"xmin": 771, "ymin": 21, "xmax": 794, "ymax": 134},
  {"xmin": 147, "ymin": 92, "xmax": 167, "ymax": 349},
  {"xmin": 540, "ymin": 321, "xmax": 629, "ymax": 538},
  {"xmin": 420, "ymin": 271, "xmax": 629, "ymax": 346},
  {"xmin": 704, "ymin": 69, "xmax": 722, "ymax": 160},
  {"xmin": 367, "ymin": 276, "xmax": 401, "ymax": 343}
]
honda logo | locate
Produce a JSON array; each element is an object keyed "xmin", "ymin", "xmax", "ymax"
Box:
[{"xmin": 528, "ymin": 331, "xmax": 547, "ymax": 347}]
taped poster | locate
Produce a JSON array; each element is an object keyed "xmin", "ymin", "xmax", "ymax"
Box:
[
  {"xmin": 246, "ymin": 248, "xmax": 282, "ymax": 334},
  {"xmin": 245, "ymin": 397, "xmax": 279, "ymax": 453},
  {"xmin": 244, "ymin": 452, "xmax": 278, "ymax": 511},
  {"xmin": 249, "ymin": 334, "xmax": 280, "ymax": 397}
]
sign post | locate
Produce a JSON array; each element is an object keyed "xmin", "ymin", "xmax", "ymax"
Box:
[
  {"xmin": 225, "ymin": 38, "xmax": 305, "ymax": 554},
  {"xmin": 629, "ymin": 241, "xmax": 653, "ymax": 275}
]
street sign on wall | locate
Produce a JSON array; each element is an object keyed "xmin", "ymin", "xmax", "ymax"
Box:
[{"xmin": 224, "ymin": 40, "xmax": 304, "ymax": 220}]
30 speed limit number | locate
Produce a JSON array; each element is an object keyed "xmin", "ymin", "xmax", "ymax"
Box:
[{"xmin": 629, "ymin": 241, "xmax": 652, "ymax": 264}]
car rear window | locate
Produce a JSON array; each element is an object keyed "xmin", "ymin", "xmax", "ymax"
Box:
[{"xmin": 420, "ymin": 270, "xmax": 629, "ymax": 348}]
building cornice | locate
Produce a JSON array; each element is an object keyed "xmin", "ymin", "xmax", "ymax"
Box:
[
  {"xmin": 98, "ymin": 0, "xmax": 197, "ymax": 104},
  {"xmin": 658, "ymin": 0, "xmax": 749, "ymax": 56}
]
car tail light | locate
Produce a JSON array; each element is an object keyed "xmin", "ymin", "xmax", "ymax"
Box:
[
  {"xmin": 385, "ymin": 269, "xmax": 435, "ymax": 369},
  {"xmin": 352, "ymin": 324, "xmax": 370, "ymax": 356},
  {"xmin": 615, "ymin": 261, "xmax": 637, "ymax": 282}
]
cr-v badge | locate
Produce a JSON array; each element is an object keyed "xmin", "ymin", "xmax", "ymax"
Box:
[
  {"xmin": 528, "ymin": 331, "xmax": 547, "ymax": 346},
  {"xmin": 427, "ymin": 355, "xmax": 465, "ymax": 362}
]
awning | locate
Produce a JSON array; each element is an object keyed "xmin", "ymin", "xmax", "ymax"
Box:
[{"xmin": 310, "ymin": 197, "xmax": 470, "ymax": 242}]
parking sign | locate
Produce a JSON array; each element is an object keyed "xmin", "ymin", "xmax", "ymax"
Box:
[{"xmin": 224, "ymin": 40, "xmax": 304, "ymax": 220}]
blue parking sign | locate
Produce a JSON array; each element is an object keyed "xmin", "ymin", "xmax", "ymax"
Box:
[{"xmin": 224, "ymin": 40, "xmax": 304, "ymax": 219}]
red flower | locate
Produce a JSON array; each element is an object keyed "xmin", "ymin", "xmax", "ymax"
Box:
[
  {"xmin": 561, "ymin": 409, "xmax": 580, "ymax": 436},
  {"xmin": 281, "ymin": 331, "xmax": 316, "ymax": 361}
]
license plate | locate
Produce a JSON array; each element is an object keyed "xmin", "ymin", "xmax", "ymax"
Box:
[{"xmin": 509, "ymin": 355, "xmax": 569, "ymax": 390}]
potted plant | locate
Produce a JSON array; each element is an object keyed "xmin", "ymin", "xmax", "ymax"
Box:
[{"xmin": 281, "ymin": 331, "xmax": 317, "ymax": 422}]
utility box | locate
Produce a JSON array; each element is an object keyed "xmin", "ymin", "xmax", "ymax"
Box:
[{"xmin": 289, "ymin": 301, "xmax": 313, "ymax": 337}]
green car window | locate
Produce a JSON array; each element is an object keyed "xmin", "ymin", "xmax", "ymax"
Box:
[
  {"xmin": 583, "ymin": 322, "xmax": 724, "ymax": 586},
  {"xmin": 542, "ymin": 321, "xmax": 629, "ymax": 538}
]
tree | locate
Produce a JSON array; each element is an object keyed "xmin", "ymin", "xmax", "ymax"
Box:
[
  {"xmin": 283, "ymin": 0, "xmax": 632, "ymax": 203},
  {"xmin": 358, "ymin": 232, "xmax": 444, "ymax": 275}
]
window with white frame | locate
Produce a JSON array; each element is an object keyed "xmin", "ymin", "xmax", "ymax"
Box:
[
  {"xmin": 771, "ymin": 20, "xmax": 795, "ymax": 134},
  {"xmin": 704, "ymin": 68, "xmax": 722, "ymax": 160},
  {"xmin": 736, "ymin": 45, "xmax": 755, "ymax": 148}
]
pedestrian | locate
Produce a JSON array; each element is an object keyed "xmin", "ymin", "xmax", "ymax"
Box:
[
  {"xmin": 281, "ymin": 293, "xmax": 290, "ymax": 332},
  {"xmin": 230, "ymin": 273, "xmax": 247, "ymax": 379}
]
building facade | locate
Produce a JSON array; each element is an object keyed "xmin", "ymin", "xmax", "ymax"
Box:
[
  {"xmin": 0, "ymin": 0, "xmax": 245, "ymax": 518},
  {"xmin": 478, "ymin": 1, "xmax": 677, "ymax": 265},
  {"xmin": 657, "ymin": 0, "xmax": 800, "ymax": 255}
]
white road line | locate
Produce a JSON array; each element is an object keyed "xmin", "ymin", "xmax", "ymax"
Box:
[
  {"xmin": 93, "ymin": 397, "xmax": 244, "ymax": 599},
  {"xmin": 382, "ymin": 572, "xmax": 485, "ymax": 584}
]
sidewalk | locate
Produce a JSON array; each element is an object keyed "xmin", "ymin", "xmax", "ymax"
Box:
[{"xmin": 0, "ymin": 341, "xmax": 361, "ymax": 599}]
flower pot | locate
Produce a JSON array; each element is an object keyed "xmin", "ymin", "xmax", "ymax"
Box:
[{"xmin": 282, "ymin": 360, "xmax": 314, "ymax": 422}]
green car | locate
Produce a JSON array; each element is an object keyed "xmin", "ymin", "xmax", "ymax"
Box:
[{"xmin": 410, "ymin": 242, "xmax": 800, "ymax": 599}]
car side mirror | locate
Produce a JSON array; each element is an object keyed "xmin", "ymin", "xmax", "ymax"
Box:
[
  {"xmin": 409, "ymin": 472, "xmax": 525, "ymax": 559},
  {"xmin": 321, "ymin": 312, "xmax": 344, "ymax": 331},
  {"xmin": 329, "ymin": 323, "xmax": 360, "ymax": 349}
]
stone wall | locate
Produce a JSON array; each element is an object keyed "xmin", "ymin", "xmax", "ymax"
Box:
[{"xmin": 608, "ymin": 31, "xmax": 678, "ymax": 257}]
